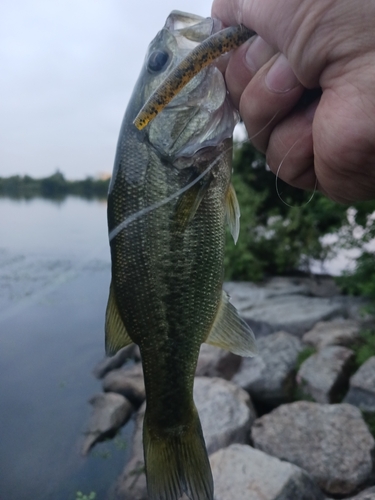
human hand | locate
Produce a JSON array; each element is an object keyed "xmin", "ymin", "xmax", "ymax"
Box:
[{"xmin": 212, "ymin": 0, "xmax": 375, "ymax": 203}]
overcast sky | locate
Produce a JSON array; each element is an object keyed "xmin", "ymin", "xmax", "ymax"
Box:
[{"xmin": 0, "ymin": 0, "xmax": 214, "ymax": 179}]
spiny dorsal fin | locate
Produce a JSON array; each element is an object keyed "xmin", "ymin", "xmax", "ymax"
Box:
[
  {"xmin": 205, "ymin": 290, "xmax": 256, "ymax": 356},
  {"xmin": 225, "ymin": 183, "xmax": 240, "ymax": 244},
  {"xmin": 174, "ymin": 175, "xmax": 211, "ymax": 231},
  {"xmin": 105, "ymin": 282, "xmax": 133, "ymax": 356}
]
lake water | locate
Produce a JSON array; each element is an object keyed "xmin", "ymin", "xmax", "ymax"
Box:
[{"xmin": 0, "ymin": 197, "xmax": 133, "ymax": 500}]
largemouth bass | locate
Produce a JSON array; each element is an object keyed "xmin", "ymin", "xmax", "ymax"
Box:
[{"xmin": 106, "ymin": 11, "xmax": 256, "ymax": 500}]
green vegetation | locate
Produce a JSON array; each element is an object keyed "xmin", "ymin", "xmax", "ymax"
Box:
[
  {"xmin": 225, "ymin": 142, "xmax": 349, "ymax": 280},
  {"xmin": 295, "ymin": 347, "xmax": 316, "ymax": 371},
  {"xmin": 362, "ymin": 412, "xmax": 375, "ymax": 439},
  {"xmin": 351, "ymin": 329, "xmax": 375, "ymax": 368},
  {"xmin": 75, "ymin": 491, "xmax": 96, "ymax": 500},
  {"xmin": 222, "ymin": 141, "xmax": 375, "ymax": 302},
  {"xmin": 0, "ymin": 171, "xmax": 109, "ymax": 200}
]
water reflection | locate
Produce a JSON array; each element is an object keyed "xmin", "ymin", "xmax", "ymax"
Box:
[{"xmin": 0, "ymin": 197, "xmax": 132, "ymax": 500}]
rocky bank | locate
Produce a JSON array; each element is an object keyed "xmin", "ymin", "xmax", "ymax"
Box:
[{"xmin": 85, "ymin": 276, "xmax": 375, "ymax": 499}]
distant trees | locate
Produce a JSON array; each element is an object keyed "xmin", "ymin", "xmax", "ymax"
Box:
[{"xmin": 0, "ymin": 170, "xmax": 109, "ymax": 199}]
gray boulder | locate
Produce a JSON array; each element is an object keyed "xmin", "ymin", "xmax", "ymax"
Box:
[
  {"xmin": 116, "ymin": 377, "xmax": 256, "ymax": 499},
  {"xmin": 103, "ymin": 363, "xmax": 145, "ymax": 407},
  {"xmin": 93, "ymin": 345, "xmax": 140, "ymax": 378},
  {"xmin": 210, "ymin": 444, "xmax": 324, "ymax": 500},
  {"xmin": 81, "ymin": 392, "xmax": 133, "ymax": 455},
  {"xmin": 296, "ymin": 345, "xmax": 354, "ymax": 403},
  {"xmin": 232, "ymin": 331, "xmax": 303, "ymax": 406},
  {"xmin": 347, "ymin": 487, "xmax": 375, "ymax": 499},
  {"xmin": 196, "ymin": 343, "xmax": 241, "ymax": 380},
  {"xmin": 344, "ymin": 356, "xmax": 375, "ymax": 412},
  {"xmin": 225, "ymin": 279, "xmax": 346, "ymax": 336},
  {"xmin": 302, "ymin": 320, "xmax": 360, "ymax": 349},
  {"xmin": 251, "ymin": 401, "xmax": 375, "ymax": 495},
  {"xmin": 194, "ymin": 377, "xmax": 256, "ymax": 454}
]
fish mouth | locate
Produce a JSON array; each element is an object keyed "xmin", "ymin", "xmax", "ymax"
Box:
[
  {"xmin": 145, "ymin": 12, "xmax": 240, "ymax": 160},
  {"xmin": 164, "ymin": 10, "xmax": 223, "ymax": 43}
]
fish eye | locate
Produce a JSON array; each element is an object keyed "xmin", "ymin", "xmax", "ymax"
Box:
[{"xmin": 147, "ymin": 50, "xmax": 169, "ymax": 73}]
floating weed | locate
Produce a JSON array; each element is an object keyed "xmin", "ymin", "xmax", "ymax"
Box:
[
  {"xmin": 91, "ymin": 449, "xmax": 111, "ymax": 460},
  {"xmin": 114, "ymin": 435, "xmax": 127, "ymax": 450},
  {"xmin": 76, "ymin": 491, "xmax": 96, "ymax": 500}
]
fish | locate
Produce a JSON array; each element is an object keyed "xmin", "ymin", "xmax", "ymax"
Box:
[{"xmin": 106, "ymin": 10, "xmax": 256, "ymax": 500}]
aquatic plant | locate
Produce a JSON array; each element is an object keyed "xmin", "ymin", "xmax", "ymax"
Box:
[{"xmin": 75, "ymin": 491, "xmax": 96, "ymax": 500}]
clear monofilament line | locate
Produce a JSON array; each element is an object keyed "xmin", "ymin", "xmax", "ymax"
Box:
[{"xmin": 108, "ymin": 146, "xmax": 233, "ymax": 242}]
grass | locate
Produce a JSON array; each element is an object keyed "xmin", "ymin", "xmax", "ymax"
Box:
[
  {"xmin": 295, "ymin": 346, "xmax": 316, "ymax": 371},
  {"xmin": 351, "ymin": 329, "xmax": 375, "ymax": 368},
  {"xmin": 362, "ymin": 412, "xmax": 375, "ymax": 439}
]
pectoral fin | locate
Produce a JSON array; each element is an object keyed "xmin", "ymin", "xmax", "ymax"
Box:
[
  {"xmin": 174, "ymin": 174, "xmax": 211, "ymax": 231},
  {"xmin": 205, "ymin": 290, "xmax": 256, "ymax": 356},
  {"xmin": 225, "ymin": 183, "xmax": 240, "ymax": 244},
  {"xmin": 105, "ymin": 282, "xmax": 133, "ymax": 356}
]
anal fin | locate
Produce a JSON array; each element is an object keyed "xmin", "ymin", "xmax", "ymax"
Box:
[
  {"xmin": 105, "ymin": 282, "xmax": 133, "ymax": 356},
  {"xmin": 205, "ymin": 290, "xmax": 256, "ymax": 356}
]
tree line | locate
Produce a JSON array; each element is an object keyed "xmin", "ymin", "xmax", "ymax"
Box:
[{"xmin": 0, "ymin": 171, "xmax": 109, "ymax": 199}]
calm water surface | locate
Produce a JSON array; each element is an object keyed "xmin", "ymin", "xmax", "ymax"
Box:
[{"xmin": 0, "ymin": 197, "xmax": 133, "ymax": 500}]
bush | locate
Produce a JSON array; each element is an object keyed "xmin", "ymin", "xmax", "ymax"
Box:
[{"xmin": 225, "ymin": 142, "xmax": 348, "ymax": 280}]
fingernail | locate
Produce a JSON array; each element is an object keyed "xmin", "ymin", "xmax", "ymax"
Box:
[
  {"xmin": 245, "ymin": 36, "xmax": 275, "ymax": 74},
  {"xmin": 265, "ymin": 53, "xmax": 300, "ymax": 93}
]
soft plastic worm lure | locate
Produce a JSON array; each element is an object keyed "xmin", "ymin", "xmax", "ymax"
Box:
[{"xmin": 133, "ymin": 24, "xmax": 256, "ymax": 130}]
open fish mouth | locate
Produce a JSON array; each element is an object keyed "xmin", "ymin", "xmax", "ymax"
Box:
[{"xmin": 134, "ymin": 19, "xmax": 255, "ymax": 131}]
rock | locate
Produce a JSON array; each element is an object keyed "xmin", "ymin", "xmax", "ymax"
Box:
[
  {"xmin": 232, "ymin": 331, "xmax": 303, "ymax": 407},
  {"xmin": 116, "ymin": 404, "xmax": 146, "ymax": 500},
  {"xmin": 344, "ymin": 356, "xmax": 375, "ymax": 412},
  {"xmin": 302, "ymin": 320, "xmax": 360, "ymax": 349},
  {"xmin": 196, "ymin": 344, "xmax": 241, "ymax": 380},
  {"xmin": 225, "ymin": 279, "xmax": 347, "ymax": 336},
  {"xmin": 81, "ymin": 392, "xmax": 133, "ymax": 455},
  {"xmin": 210, "ymin": 444, "xmax": 324, "ymax": 500},
  {"xmin": 93, "ymin": 344, "xmax": 141, "ymax": 378},
  {"xmin": 251, "ymin": 401, "xmax": 375, "ymax": 496},
  {"xmin": 194, "ymin": 377, "xmax": 256, "ymax": 454},
  {"xmin": 103, "ymin": 363, "xmax": 145, "ymax": 407},
  {"xmin": 115, "ymin": 377, "xmax": 256, "ymax": 499},
  {"xmin": 296, "ymin": 346, "xmax": 354, "ymax": 403},
  {"xmin": 347, "ymin": 487, "xmax": 375, "ymax": 499}
]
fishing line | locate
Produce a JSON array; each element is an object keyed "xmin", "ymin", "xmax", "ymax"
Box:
[
  {"xmin": 247, "ymin": 111, "xmax": 279, "ymax": 142},
  {"xmin": 108, "ymin": 145, "xmax": 233, "ymax": 242},
  {"xmin": 275, "ymin": 138, "xmax": 318, "ymax": 207}
]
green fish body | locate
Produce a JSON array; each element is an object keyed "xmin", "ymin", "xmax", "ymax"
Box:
[{"xmin": 106, "ymin": 11, "xmax": 256, "ymax": 500}]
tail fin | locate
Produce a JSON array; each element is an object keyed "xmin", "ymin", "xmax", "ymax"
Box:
[{"xmin": 143, "ymin": 406, "xmax": 213, "ymax": 500}]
